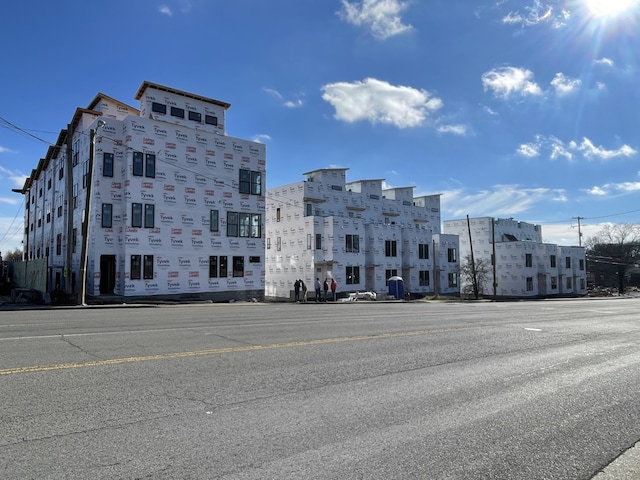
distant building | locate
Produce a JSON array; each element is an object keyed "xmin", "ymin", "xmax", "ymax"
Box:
[
  {"xmin": 265, "ymin": 168, "xmax": 460, "ymax": 300},
  {"xmin": 443, "ymin": 217, "xmax": 587, "ymax": 298},
  {"xmin": 15, "ymin": 81, "xmax": 266, "ymax": 302}
]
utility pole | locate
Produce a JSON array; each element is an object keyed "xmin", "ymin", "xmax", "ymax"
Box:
[
  {"xmin": 467, "ymin": 215, "xmax": 479, "ymax": 299},
  {"xmin": 572, "ymin": 216, "xmax": 584, "ymax": 246},
  {"xmin": 492, "ymin": 218, "xmax": 497, "ymax": 297}
]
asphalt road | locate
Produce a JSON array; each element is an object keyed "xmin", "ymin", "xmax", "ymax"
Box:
[{"xmin": 1, "ymin": 298, "xmax": 640, "ymax": 479}]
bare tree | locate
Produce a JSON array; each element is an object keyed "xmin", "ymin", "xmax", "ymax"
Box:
[
  {"xmin": 460, "ymin": 254, "xmax": 490, "ymax": 299},
  {"xmin": 586, "ymin": 224, "xmax": 640, "ymax": 294},
  {"xmin": 2, "ymin": 249, "xmax": 23, "ymax": 262}
]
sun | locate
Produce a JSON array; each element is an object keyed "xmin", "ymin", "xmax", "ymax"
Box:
[{"xmin": 585, "ymin": 0, "xmax": 637, "ymax": 18}]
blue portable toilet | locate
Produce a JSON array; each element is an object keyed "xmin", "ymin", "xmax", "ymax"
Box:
[{"xmin": 388, "ymin": 276, "xmax": 404, "ymax": 300}]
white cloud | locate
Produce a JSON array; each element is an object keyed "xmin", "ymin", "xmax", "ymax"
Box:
[
  {"xmin": 442, "ymin": 184, "xmax": 565, "ymax": 218},
  {"xmin": 338, "ymin": 0, "xmax": 413, "ymax": 39},
  {"xmin": 585, "ymin": 182, "xmax": 640, "ymax": 197},
  {"xmin": 437, "ymin": 124, "xmax": 467, "ymax": 136},
  {"xmin": 576, "ymin": 138, "xmax": 637, "ymax": 160},
  {"xmin": 284, "ymin": 99, "xmax": 304, "ymax": 109},
  {"xmin": 0, "ymin": 146, "xmax": 16, "ymax": 154},
  {"xmin": 482, "ymin": 105, "xmax": 498, "ymax": 116},
  {"xmin": 263, "ymin": 88, "xmax": 283, "ymax": 99},
  {"xmin": 481, "ymin": 66, "xmax": 542, "ymax": 99},
  {"xmin": 516, "ymin": 135, "xmax": 636, "ymax": 161},
  {"xmin": 501, "ymin": 2, "xmax": 566, "ymax": 28},
  {"xmin": 517, "ymin": 143, "xmax": 540, "ymax": 157},
  {"xmin": 595, "ymin": 81, "xmax": 606, "ymax": 90},
  {"xmin": 586, "ymin": 186, "xmax": 607, "ymax": 196},
  {"xmin": 594, "ymin": 57, "xmax": 615, "ymax": 67},
  {"xmin": 159, "ymin": 5, "xmax": 173, "ymax": 16},
  {"xmin": 0, "ymin": 166, "xmax": 27, "ymax": 188},
  {"xmin": 252, "ymin": 134, "xmax": 271, "ymax": 144},
  {"xmin": 550, "ymin": 72, "xmax": 581, "ymax": 95},
  {"xmin": 321, "ymin": 78, "xmax": 442, "ymax": 128}
]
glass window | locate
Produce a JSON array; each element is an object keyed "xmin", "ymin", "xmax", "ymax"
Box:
[
  {"xmin": 145, "ymin": 154, "xmax": 156, "ymax": 178},
  {"xmin": 209, "ymin": 256, "xmax": 218, "ymax": 278},
  {"xmin": 346, "ymin": 234, "xmax": 359, "ymax": 253},
  {"xmin": 143, "ymin": 255, "xmax": 154, "ymax": 279},
  {"xmin": 227, "ymin": 211, "xmax": 238, "ymax": 237},
  {"xmin": 210, "ymin": 210, "xmax": 219, "ymax": 232},
  {"xmin": 151, "ymin": 102, "xmax": 166, "ymax": 114},
  {"xmin": 385, "ymin": 240, "xmax": 397, "ymax": 257},
  {"xmin": 550, "ymin": 255, "xmax": 556, "ymax": 268},
  {"xmin": 233, "ymin": 256, "xmax": 244, "ymax": 277},
  {"xmin": 133, "ymin": 151, "xmax": 144, "ymax": 176},
  {"xmin": 525, "ymin": 253, "xmax": 532, "ymax": 268},
  {"xmin": 448, "ymin": 272, "xmax": 458, "ymax": 287},
  {"xmin": 103, "ymin": 152, "xmax": 114, "ymax": 178},
  {"xmin": 170, "ymin": 106, "xmax": 184, "ymax": 118},
  {"xmin": 239, "ymin": 212, "xmax": 251, "ymax": 237},
  {"xmin": 131, "ymin": 255, "xmax": 141, "ymax": 280},
  {"xmin": 188, "ymin": 111, "xmax": 202, "ymax": 122},
  {"xmin": 419, "ymin": 244, "xmax": 429, "ymax": 259},
  {"xmin": 419, "ymin": 270, "xmax": 430, "ymax": 286},
  {"xmin": 205, "ymin": 115, "xmax": 218, "ymax": 126},
  {"xmin": 251, "ymin": 214, "xmax": 261, "ymax": 238},
  {"xmin": 131, "ymin": 203, "xmax": 142, "ymax": 228},
  {"xmin": 144, "ymin": 204, "xmax": 155, "ymax": 228},
  {"xmin": 251, "ymin": 170, "xmax": 262, "ymax": 195},
  {"xmin": 102, "ymin": 203, "xmax": 113, "ymax": 228},
  {"xmin": 566, "ymin": 257, "xmax": 571, "ymax": 268},
  {"xmin": 448, "ymin": 248, "xmax": 457, "ymax": 263},
  {"xmin": 316, "ymin": 234, "xmax": 322, "ymax": 250},
  {"xmin": 219, "ymin": 256, "xmax": 227, "ymax": 277},
  {"xmin": 346, "ymin": 266, "xmax": 360, "ymax": 285},
  {"xmin": 239, "ymin": 169, "xmax": 251, "ymax": 194}
]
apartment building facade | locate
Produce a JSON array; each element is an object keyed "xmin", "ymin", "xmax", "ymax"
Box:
[
  {"xmin": 265, "ymin": 168, "xmax": 460, "ymax": 300},
  {"xmin": 16, "ymin": 81, "xmax": 266, "ymax": 302},
  {"xmin": 442, "ymin": 217, "xmax": 587, "ymax": 298}
]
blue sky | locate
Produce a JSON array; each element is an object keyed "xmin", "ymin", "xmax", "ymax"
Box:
[{"xmin": 1, "ymin": 0, "xmax": 639, "ymax": 254}]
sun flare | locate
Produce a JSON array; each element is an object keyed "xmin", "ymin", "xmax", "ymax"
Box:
[{"xmin": 586, "ymin": 0, "xmax": 637, "ymax": 18}]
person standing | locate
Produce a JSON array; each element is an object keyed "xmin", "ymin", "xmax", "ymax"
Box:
[
  {"xmin": 294, "ymin": 279, "xmax": 300, "ymax": 302},
  {"xmin": 314, "ymin": 278, "xmax": 321, "ymax": 303},
  {"xmin": 331, "ymin": 277, "xmax": 337, "ymax": 302},
  {"xmin": 301, "ymin": 280, "xmax": 307, "ymax": 302},
  {"xmin": 323, "ymin": 278, "xmax": 329, "ymax": 302}
]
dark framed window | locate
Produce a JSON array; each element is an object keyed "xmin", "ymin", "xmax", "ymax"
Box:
[
  {"xmin": 277, "ymin": 237, "xmax": 281, "ymax": 251},
  {"xmin": 151, "ymin": 102, "xmax": 166, "ymax": 114},
  {"xmin": 525, "ymin": 253, "xmax": 533, "ymax": 268},
  {"xmin": 145, "ymin": 154, "xmax": 156, "ymax": 178},
  {"xmin": 419, "ymin": 270, "xmax": 430, "ymax": 286},
  {"xmin": 209, "ymin": 256, "xmax": 218, "ymax": 278},
  {"xmin": 550, "ymin": 255, "xmax": 556, "ymax": 268},
  {"xmin": 131, "ymin": 203, "xmax": 142, "ymax": 228},
  {"xmin": 210, "ymin": 210, "xmax": 219, "ymax": 232},
  {"xmin": 56, "ymin": 233, "xmax": 62, "ymax": 255},
  {"xmin": 526, "ymin": 277, "xmax": 534, "ymax": 291},
  {"xmin": 565, "ymin": 257, "xmax": 571, "ymax": 268},
  {"xmin": 219, "ymin": 256, "xmax": 227, "ymax": 277},
  {"xmin": 249, "ymin": 256, "xmax": 261, "ymax": 263},
  {"xmin": 102, "ymin": 203, "xmax": 113, "ymax": 228},
  {"xmin": 385, "ymin": 240, "xmax": 397, "ymax": 257},
  {"xmin": 346, "ymin": 234, "xmax": 359, "ymax": 253},
  {"xmin": 131, "ymin": 255, "xmax": 141, "ymax": 280},
  {"xmin": 233, "ymin": 256, "xmax": 244, "ymax": 277},
  {"xmin": 418, "ymin": 243, "xmax": 429, "ymax": 259},
  {"xmin": 205, "ymin": 115, "xmax": 218, "ymax": 126},
  {"xmin": 579, "ymin": 259, "xmax": 585, "ymax": 270},
  {"xmin": 144, "ymin": 204, "xmax": 155, "ymax": 228},
  {"xmin": 239, "ymin": 169, "xmax": 251, "ymax": 194},
  {"xmin": 170, "ymin": 106, "xmax": 185, "ymax": 118},
  {"xmin": 448, "ymin": 248, "xmax": 457, "ymax": 263},
  {"xmin": 133, "ymin": 151, "xmax": 144, "ymax": 176},
  {"xmin": 188, "ymin": 111, "xmax": 202, "ymax": 122},
  {"xmin": 103, "ymin": 152, "xmax": 114, "ymax": 177},
  {"xmin": 251, "ymin": 214, "xmax": 261, "ymax": 238},
  {"xmin": 143, "ymin": 255, "xmax": 154, "ymax": 280},
  {"xmin": 316, "ymin": 234, "xmax": 322, "ymax": 250},
  {"xmin": 346, "ymin": 266, "xmax": 360, "ymax": 285},
  {"xmin": 72, "ymin": 228, "xmax": 77, "ymax": 253},
  {"xmin": 227, "ymin": 211, "xmax": 238, "ymax": 237},
  {"xmin": 448, "ymin": 272, "xmax": 458, "ymax": 287},
  {"xmin": 239, "ymin": 212, "xmax": 251, "ymax": 238},
  {"xmin": 385, "ymin": 269, "xmax": 398, "ymax": 285},
  {"xmin": 251, "ymin": 171, "xmax": 262, "ymax": 195}
]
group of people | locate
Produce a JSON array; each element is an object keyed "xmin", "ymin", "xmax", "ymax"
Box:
[{"xmin": 294, "ymin": 277, "xmax": 337, "ymax": 302}]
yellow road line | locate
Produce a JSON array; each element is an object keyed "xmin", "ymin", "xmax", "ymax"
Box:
[{"xmin": 0, "ymin": 328, "xmax": 455, "ymax": 376}]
